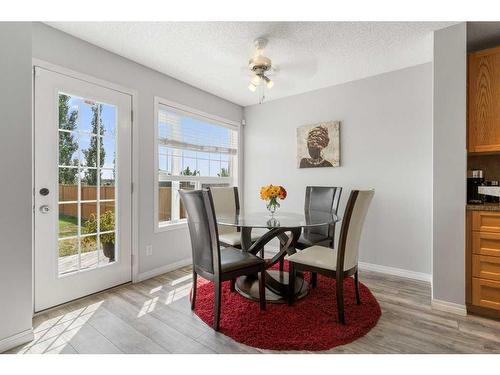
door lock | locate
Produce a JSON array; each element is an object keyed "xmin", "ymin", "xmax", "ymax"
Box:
[
  {"xmin": 39, "ymin": 205, "xmax": 50, "ymax": 214},
  {"xmin": 39, "ymin": 188, "xmax": 49, "ymax": 196}
]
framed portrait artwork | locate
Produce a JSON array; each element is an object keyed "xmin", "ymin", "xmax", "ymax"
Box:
[{"xmin": 297, "ymin": 121, "xmax": 340, "ymax": 168}]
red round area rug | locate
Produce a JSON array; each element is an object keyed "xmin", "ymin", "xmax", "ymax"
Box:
[{"xmin": 192, "ymin": 264, "xmax": 381, "ymax": 351}]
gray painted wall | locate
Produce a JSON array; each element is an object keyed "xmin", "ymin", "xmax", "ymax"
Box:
[
  {"xmin": 0, "ymin": 23, "xmax": 33, "ymax": 343},
  {"xmin": 432, "ymin": 23, "xmax": 467, "ymax": 305},
  {"xmin": 244, "ymin": 63, "xmax": 433, "ymax": 276},
  {"xmin": 31, "ymin": 23, "xmax": 243, "ymax": 276}
]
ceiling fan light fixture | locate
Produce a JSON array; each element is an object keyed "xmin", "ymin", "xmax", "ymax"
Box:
[
  {"xmin": 245, "ymin": 37, "xmax": 276, "ymax": 103},
  {"xmin": 262, "ymin": 75, "xmax": 274, "ymax": 89},
  {"xmin": 251, "ymin": 75, "xmax": 261, "ymax": 86}
]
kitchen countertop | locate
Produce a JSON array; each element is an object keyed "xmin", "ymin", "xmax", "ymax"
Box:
[{"xmin": 467, "ymin": 203, "xmax": 500, "ymax": 211}]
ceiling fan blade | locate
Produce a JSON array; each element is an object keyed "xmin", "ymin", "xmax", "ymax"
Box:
[{"xmin": 277, "ymin": 58, "xmax": 318, "ymax": 80}]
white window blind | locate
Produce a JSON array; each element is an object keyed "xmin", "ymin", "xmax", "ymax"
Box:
[
  {"xmin": 156, "ymin": 102, "xmax": 239, "ymax": 227},
  {"xmin": 158, "ymin": 105, "xmax": 238, "ymax": 178}
]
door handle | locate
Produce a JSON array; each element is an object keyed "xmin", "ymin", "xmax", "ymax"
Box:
[{"xmin": 39, "ymin": 205, "xmax": 50, "ymax": 214}]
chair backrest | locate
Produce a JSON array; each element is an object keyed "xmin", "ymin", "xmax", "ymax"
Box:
[
  {"xmin": 337, "ymin": 189, "xmax": 374, "ymax": 272},
  {"xmin": 209, "ymin": 186, "xmax": 239, "ymax": 234},
  {"xmin": 303, "ymin": 186, "xmax": 342, "ymax": 242},
  {"xmin": 179, "ymin": 189, "xmax": 220, "ymax": 275}
]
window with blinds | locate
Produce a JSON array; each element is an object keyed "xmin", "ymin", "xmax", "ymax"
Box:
[{"xmin": 156, "ymin": 102, "xmax": 239, "ymax": 227}]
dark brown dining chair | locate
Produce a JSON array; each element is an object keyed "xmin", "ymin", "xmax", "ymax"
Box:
[
  {"xmin": 179, "ymin": 189, "xmax": 266, "ymax": 331},
  {"xmin": 280, "ymin": 186, "xmax": 342, "ymax": 287},
  {"xmin": 287, "ymin": 189, "xmax": 374, "ymax": 325}
]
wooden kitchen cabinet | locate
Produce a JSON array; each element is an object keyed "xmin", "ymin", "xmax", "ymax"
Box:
[
  {"xmin": 472, "ymin": 278, "xmax": 500, "ymax": 311},
  {"xmin": 468, "ymin": 46, "xmax": 500, "ymax": 153},
  {"xmin": 467, "ymin": 209, "xmax": 500, "ymax": 318}
]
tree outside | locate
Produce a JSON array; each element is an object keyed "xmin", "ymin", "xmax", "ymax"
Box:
[
  {"xmin": 180, "ymin": 166, "xmax": 199, "ymax": 176},
  {"xmin": 83, "ymin": 104, "xmax": 106, "ymax": 185},
  {"xmin": 218, "ymin": 167, "xmax": 230, "ymax": 177},
  {"xmin": 58, "ymin": 94, "xmax": 79, "ymax": 184}
]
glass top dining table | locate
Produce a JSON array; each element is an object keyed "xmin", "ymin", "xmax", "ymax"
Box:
[
  {"xmin": 216, "ymin": 210, "xmax": 340, "ymax": 304},
  {"xmin": 216, "ymin": 211, "xmax": 339, "ymax": 229}
]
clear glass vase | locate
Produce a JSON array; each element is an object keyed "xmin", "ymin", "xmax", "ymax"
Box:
[{"xmin": 266, "ymin": 197, "xmax": 280, "ymax": 217}]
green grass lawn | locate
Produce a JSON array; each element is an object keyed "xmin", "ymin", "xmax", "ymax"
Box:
[
  {"xmin": 59, "ymin": 214, "xmax": 78, "ymax": 238},
  {"xmin": 58, "ymin": 215, "xmax": 97, "ymax": 257}
]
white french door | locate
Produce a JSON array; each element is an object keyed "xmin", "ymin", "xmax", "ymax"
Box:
[{"xmin": 34, "ymin": 67, "xmax": 132, "ymax": 312}]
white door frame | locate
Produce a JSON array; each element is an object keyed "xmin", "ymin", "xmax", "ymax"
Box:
[{"xmin": 31, "ymin": 59, "xmax": 140, "ymax": 313}]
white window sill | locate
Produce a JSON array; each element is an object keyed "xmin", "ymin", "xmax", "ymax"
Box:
[{"xmin": 155, "ymin": 220, "xmax": 188, "ymax": 233}]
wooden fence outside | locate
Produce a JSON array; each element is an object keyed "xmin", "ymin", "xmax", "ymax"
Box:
[
  {"xmin": 59, "ymin": 185, "xmax": 184, "ymax": 222},
  {"xmin": 59, "ymin": 184, "xmax": 115, "ymax": 219},
  {"xmin": 158, "ymin": 187, "xmax": 186, "ymax": 222}
]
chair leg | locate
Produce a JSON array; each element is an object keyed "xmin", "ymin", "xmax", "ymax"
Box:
[
  {"xmin": 214, "ymin": 279, "xmax": 222, "ymax": 331},
  {"xmin": 288, "ymin": 263, "xmax": 296, "ymax": 306},
  {"xmin": 258, "ymin": 271, "xmax": 266, "ymax": 311},
  {"xmin": 354, "ymin": 270, "xmax": 361, "ymax": 305},
  {"xmin": 279, "ymin": 258, "xmax": 284, "ymax": 272},
  {"xmin": 191, "ymin": 271, "xmax": 197, "ymax": 310},
  {"xmin": 311, "ymin": 272, "xmax": 318, "ymax": 288},
  {"xmin": 260, "ymin": 247, "xmax": 265, "ymax": 258},
  {"xmin": 336, "ymin": 276, "xmax": 345, "ymax": 324},
  {"xmin": 230, "ymin": 279, "xmax": 236, "ymax": 292}
]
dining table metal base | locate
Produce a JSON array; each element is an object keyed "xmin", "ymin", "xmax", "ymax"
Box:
[{"xmin": 235, "ymin": 270, "xmax": 309, "ymax": 304}]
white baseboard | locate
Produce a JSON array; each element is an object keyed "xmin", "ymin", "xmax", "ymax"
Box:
[
  {"xmin": 136, "ymin": 257, "xmax": 192, "ymax": 282},
  {"xmin": 0, "ymin": 328, "xmax": 34, "ymax": 353},
  {"xmin": 266, "ymin": 246, "xmax": 432, "ymax": 283},
  {"xmin": 431, "ymin": 299, "xmax": 467, "ymax": 316},
  {"xmin": 357, "ymin": 262, "xmax": 432, "ymax": 283}
]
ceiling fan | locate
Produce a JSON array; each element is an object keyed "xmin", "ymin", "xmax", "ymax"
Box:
[{"xmin": 246, "ymin": 37, "xmax": 277, "ymax": 104}]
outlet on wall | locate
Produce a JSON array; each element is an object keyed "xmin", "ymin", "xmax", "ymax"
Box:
[{"xmin": 146, "ymin": 245, "xmax": 153, "ymax": 256}]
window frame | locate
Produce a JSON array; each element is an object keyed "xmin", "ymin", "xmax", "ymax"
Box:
[{"xmin": 154, "ymin": 96, "xmax": 241, "ymax": 232}]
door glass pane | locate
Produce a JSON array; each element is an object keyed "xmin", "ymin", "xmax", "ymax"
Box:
[
  {"xmin": 57, "ymin": 93, "xmax": 118, "ymax": 276},
  {"xmin": 81, "ymin": 202, "xmax": 97, "ymax": 235},
  {"xmin": 70, "ymin": 97, "xmax": 97, "ymax": 134},
  {"xmin": 79, "ymin": 134, "xmax": 98, "ymax": 167},
  {"xmin": 80, "ymin": 234, "xmax": 99, "ymax": 271},
  {"xmin": 58, "ymin": 238, "xmax": 79, "ymax": 275},
  {"xmin": 80, "ymin": 169, "xmax": 97, "ymax": 201},
  {"xmin": 101, "ymin": 104, "xmax": 117, "ymax": 138},
  {"xmin": 99, "ymin": 231, "xmax": 115, "ymax": 266},
  {"xmin": 100, "ymin": 201, "xmax": 115, "ymax": 232},
  {"xmin": 101, "ymin": 169, "xmax": 115, "ymax": 199},
  {"xmin": 59, "ymin": 168, "xmax": 78, "ymax": 202},
  {"xmin": 101, "ymin": 136, "xmax": 115, "ymax": 169},
  {"xmin": 58, "ymin": 131, "xmax": 79, "ymax": 167},
  {"xmin": 59, "ymin": 203, "xmax": 78, "ymax": 239}
]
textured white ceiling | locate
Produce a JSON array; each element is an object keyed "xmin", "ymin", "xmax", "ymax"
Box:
[{"xmin": 46, "ymin": 22, "xmax": 455, "ymax": 106}]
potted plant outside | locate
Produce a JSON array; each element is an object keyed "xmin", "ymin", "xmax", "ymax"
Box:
[{"xmin": 83, "ymin": 210, "xmax": 115, "ymax": 262}]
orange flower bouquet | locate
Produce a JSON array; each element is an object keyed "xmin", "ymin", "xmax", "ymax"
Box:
[{"xmin": 260, "ymin": 184, "xmax": 287, "ymax": 216}]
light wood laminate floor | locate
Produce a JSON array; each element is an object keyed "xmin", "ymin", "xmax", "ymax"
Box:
[{"xmin": 6, "ymin": 266, "xmax": 500, "ymax": 354}]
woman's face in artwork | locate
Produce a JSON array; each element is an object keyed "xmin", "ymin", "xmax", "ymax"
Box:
[
  {"xmin": 307, "ymin": 141, "xmax": 322, "ymax": 159},
  {"xmin": 306, "ymin": 126, "xmax": 329, "ymax": 159}
]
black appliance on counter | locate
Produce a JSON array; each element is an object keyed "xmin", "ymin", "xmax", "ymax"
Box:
[
  {"xmin": 467, "ymin": 169, "xmax": 484, "ymax": 204},
  {"xmin": 484, "ymin": 180, "xmax": 500, "ymax": 204}
]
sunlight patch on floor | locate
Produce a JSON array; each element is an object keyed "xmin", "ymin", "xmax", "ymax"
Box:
[
  {"xmin": 15, "ymin": 300, "xmax": 104, "ymax": 354},
  {"xmin": 149, "ymin": 285, "xmax": 162, "ymax": 294},
  {"xmin": 137, "ymin": 296, "xmax": 159, "ymax": 317},
  {"xmin": 137, "ymin": 275, "xmax": 193, "ymax": 317},
  {"xmin": 161, "ymin": 283, "xmax": 191, "ymax": 305}
]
